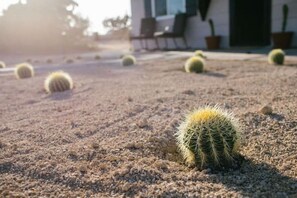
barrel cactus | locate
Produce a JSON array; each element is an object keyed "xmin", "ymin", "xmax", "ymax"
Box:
[
  {"xmin": 176, "ymin": 106, "xmax": 241, "ymax": 169},
  {"xmin": 122, "ymin": 55, "xmax": 136, "ymax": 66},
  {"xmin": 0, "ymin": 61, "xmax": 5, "ymax": 68},
  {"xmin": 45, "ymin": 71, "xmax": 73, "ymax": 93},
  {"xmin": 194, "ymin": 50, "xmax": 204, "ymax": 58},
  {"xmin": 185, "ymin": 57, "xmax": 205, "ymax": 73},
  {"xmin": 15, "ymin": 63, "xmax": 34, "ymax": 79},
  {"xmin": 268, "ymin": 49, "xmax": 285, "ymax": 65}
]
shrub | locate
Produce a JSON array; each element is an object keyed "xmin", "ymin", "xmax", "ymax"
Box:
[
  {"xmin": 268, "ymin": 49, "xmax": 285, "ymax": 65},
  {"xmin": 122, "ymin": 55, "xmax": 136, "ymax": 66},
  {"xmin": 194, "ymin": 50, "xmax": 204, "ymax": 58},
  {"xmin": 95, "ymin": 55, "xmax": 101, "ymax": 60},
  {"xmin": 15, "ymin": 63, "xmax": 34, "ymax": 79},
  {"xmin": 0, "ymin": 61, "xmax": 6, "ymax": 68},
  {"xmin": 184, "ymin": 57, "xmax": 205, "ymax": 73},
  {"xmin": 176, "ymin": 106, "xmax": 241, "ymax": 169},
  {"xmin": 44, "ymin": 71, "xmax": 73, "ymax": 93}
]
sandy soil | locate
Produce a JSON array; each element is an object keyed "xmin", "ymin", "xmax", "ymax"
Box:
[{"xmin": 0, "ymin": 54, "xmax": 297, "ymax": 197}]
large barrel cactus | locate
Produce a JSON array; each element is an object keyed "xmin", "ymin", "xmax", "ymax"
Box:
[
  {"xmin": 176, "ymin": 106, "xmax": 241, "ymax": 169},
  {"xmin": 184, "ymin": 56, "xmax": 205, "ymax": 73},
  {"xmin": 268, "ymin": 49, "xmax": 285, "ymax": 65},
  {"xmin": 15, "ymin": 63, "xmax": 34, "ymax": 79},
  {"xmin": 122, "ymin": 55, "xmax": 136, "ymax": 66},
  {"xmin": 45, "ymin": 71, "xmax": 73, "ymax": 93}
]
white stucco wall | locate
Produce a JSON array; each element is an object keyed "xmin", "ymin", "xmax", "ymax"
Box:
[
  {"xmin": 272, "ymin": 0, "xmax": 297, "ymax": 47},
  {"xmin": 130, "ymin": 0, "xmax": 145, "ymax": 36},
  {"xmin": 130, "ymin": 0, "xmax": 297, "ymax": 49}
]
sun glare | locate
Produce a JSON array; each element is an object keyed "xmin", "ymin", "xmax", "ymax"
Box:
[{"xmin": 0, "ymin": 0, "xmax": 131, "ymax": 34}]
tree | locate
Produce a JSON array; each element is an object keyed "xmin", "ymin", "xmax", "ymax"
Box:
[
  {"xmin": 0, "ymin": 0, "xmax": 89, "ymax": 52},
  {"xmin": 102, "ymin": 14, "xmax": 131, "ymax": 39}
]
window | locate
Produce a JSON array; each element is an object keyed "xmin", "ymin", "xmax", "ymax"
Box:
[{"xmin": 152, "ymin": 0, "xmax": 185, "ymax": 17}]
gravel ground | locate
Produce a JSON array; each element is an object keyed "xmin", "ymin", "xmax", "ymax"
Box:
[{"xmin": 0, "ymin": 55, "xmax": 297, "ymax": 197}]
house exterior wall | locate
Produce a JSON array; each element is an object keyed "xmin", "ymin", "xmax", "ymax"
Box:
[
  {"xmin": 130, "ymin": 0, "xmax": 297, "ymax": 49},
  {"xmin": 130, "ymin": 0, "xmax": 145, "ymax": 36},
  {"xmin": 272, "ymin": 0, "xmax": 297, "ymax": 47}
]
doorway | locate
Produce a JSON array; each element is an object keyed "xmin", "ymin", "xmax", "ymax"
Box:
[{"xmin": 230, "ymin": 0, "xmax": 271, "ymax": 46}]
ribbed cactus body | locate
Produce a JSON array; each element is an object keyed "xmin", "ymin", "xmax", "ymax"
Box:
[
  {"xmin": 0, "ymin": 61, "xmax": 6, "ymax": 68},
  {"xmin": 15, "ymin": 63, "xmax": 34, "ymax": 79},
  {"xmin": 184, "ymin": 56, "xmax": 205, "ymax": 73},
  {"xmin": 177, "ymin": 106, "xmax": 241, "ymax": 168},
  {"xmin": 122, "ymin": 55, "xmax": 136, "ymax": 66},
  {"xmin": 268, "ymin": 49, "xmax": 285, "ymax": 65},
  {"xmin": 45, "ymin": 71, "xmax": 73, "ymax": 93}
]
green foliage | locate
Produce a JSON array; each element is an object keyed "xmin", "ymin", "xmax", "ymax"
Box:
[
  {"xmin": 45, "ymin": 71, "xmax": 73, "ymax": 93},
  {"xmin": 0, "ymin": 61, "xmax": 6, "ymax": 68},
  {"xmin": 282, "ymin": 4, "xmax": 289, "ymax": 32},
  {"xmin": 15, "ymin": 63, "xmax": 34, "ymax": 79},
  {"xmin": 268, "ymin": 49, "xmax": 285, "ymax": 65},
  {"xmin": 122, "ymin": 55, "xmax": 136, "ymax": 66},
  {"xmin": 185, "ymin": 57, "xmax": 204, "ymax": 73},
  {"xmin": 176, "ymin": 106, "xmax": 241, "ymax": 169},
  {"xmin": 208, "ymin": 19, "xmax": 215, "ymax": 37}
]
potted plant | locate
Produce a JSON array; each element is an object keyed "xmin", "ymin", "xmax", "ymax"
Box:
[
  {"xmin": 272, "ymin": 4, "xmax": 294, "ymax": 49},
  {"xmin": 205, "ymin": 19, "xmax": 221, "ymax": 50}
]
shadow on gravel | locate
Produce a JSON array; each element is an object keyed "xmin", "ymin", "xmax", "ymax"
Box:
[
  {"xmin": 44, "ymin": 90, "xmax": 73, "ymax": 101},
  {"xmin": 216, "ymin": 158, "xmax": 297, "ymax": 197},
  {"xmin": 202, "ymin": 71, "xmax": 226, "ymax": 78}
]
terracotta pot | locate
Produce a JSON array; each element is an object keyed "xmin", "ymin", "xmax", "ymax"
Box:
[
  {"xmin": 272, "ymin": 32, "xmax": 294, "ymax": 49},
  {"xmin": 205, "ymin": 36, "xmax": 221, "ymax": 50}
]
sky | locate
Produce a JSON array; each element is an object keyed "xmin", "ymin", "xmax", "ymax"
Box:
[{"xmin": 0, "ymin": 0, "xmax": 131, "ymax": 34}]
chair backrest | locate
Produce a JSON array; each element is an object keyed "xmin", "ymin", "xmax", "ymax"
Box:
[
  {"xmin": 140, "ymin": 17, "xmax": 156, "ymax": 37},
  {"xmin": 172, "ymin": 13, "xmax": 187, "ymax": 36}
]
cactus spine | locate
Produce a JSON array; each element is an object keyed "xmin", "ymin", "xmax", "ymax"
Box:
[
  {"xmin": 176, "ymin": 106, "xmax": 241, "ymax": 169},
  {"xmin": 45, "ymin": 71, "xmax": 73, "ymax": 93},
  {"xmin": 208, "ymin": 19, "xmax": 215, "ymax": 37},
  {"xmin": 282, "ymin": 4, "xmax": 288, "ymax": 32},
  {"xmin": 15, "ymin": 63, "xmax": 34, "ymax": 79}
]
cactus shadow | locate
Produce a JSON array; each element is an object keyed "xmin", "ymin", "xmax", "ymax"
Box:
[
  {"xmin": 45, "ymin": 90, "xmax": 73, "ymax": 101},
  {"xmin": 202, "ymin": 71, "xmax": 226, "ymax": 78},
  {"xmin": 269, "ymin": 113, "xmax": 285, "ymax": 121},
  {"xmin": 214, "ymin": 158, "xmax": 297, "ymax": 196}
]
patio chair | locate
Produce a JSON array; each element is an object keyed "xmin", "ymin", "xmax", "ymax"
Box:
[
  {"xmin": 130, "ymin": 17, "xmax": 159, "ymax": 50},
  {"xmin": 154, "ymin": 13, "xmax": 188, "ymax": 50}
]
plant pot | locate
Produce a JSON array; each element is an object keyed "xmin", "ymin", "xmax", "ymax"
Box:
[
  {"xmin": 205, "ymin": 36, "xmax": 221, "ymax": 50},
  {"xmin": 272, "ymin": 32, "xmax": 294, "ymax": 49}
]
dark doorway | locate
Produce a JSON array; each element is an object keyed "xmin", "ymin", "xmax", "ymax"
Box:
[{"xmin": 230, "ymin": 0, "xmax": 271, "ymax": 46}]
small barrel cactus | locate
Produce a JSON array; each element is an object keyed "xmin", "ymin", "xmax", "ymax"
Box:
[
  {"xmin": 44, "ymin": 71, "xmax": 73, "ymax": 93},
  {"xmin": 0, "ymin": 61, "xmax": 6, "ymax": 68},
  {"xmin": 176, "ymin": 106, "xmax": 241, "ymax": 169},
  {"xmin": 268, "ymin": 49, "xmax": 285, "ymax": 65},
  {"xmin": 194, "ymin": 50, "xmax": 204, "ymax": 58},
  {"xmin": 184, "ymin": 56, "xmax": 205, "ymax": 73},
  {"xmin": 15, "ymin": 63, "xmax": 34, "ymax": 79},
  {"xmin": 66, "ymin": 59, "xmax": 74, "ymax": 64},
  {"xmin": 122, "ymin": 55, "xmax": 136, "ymax": 66}
]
